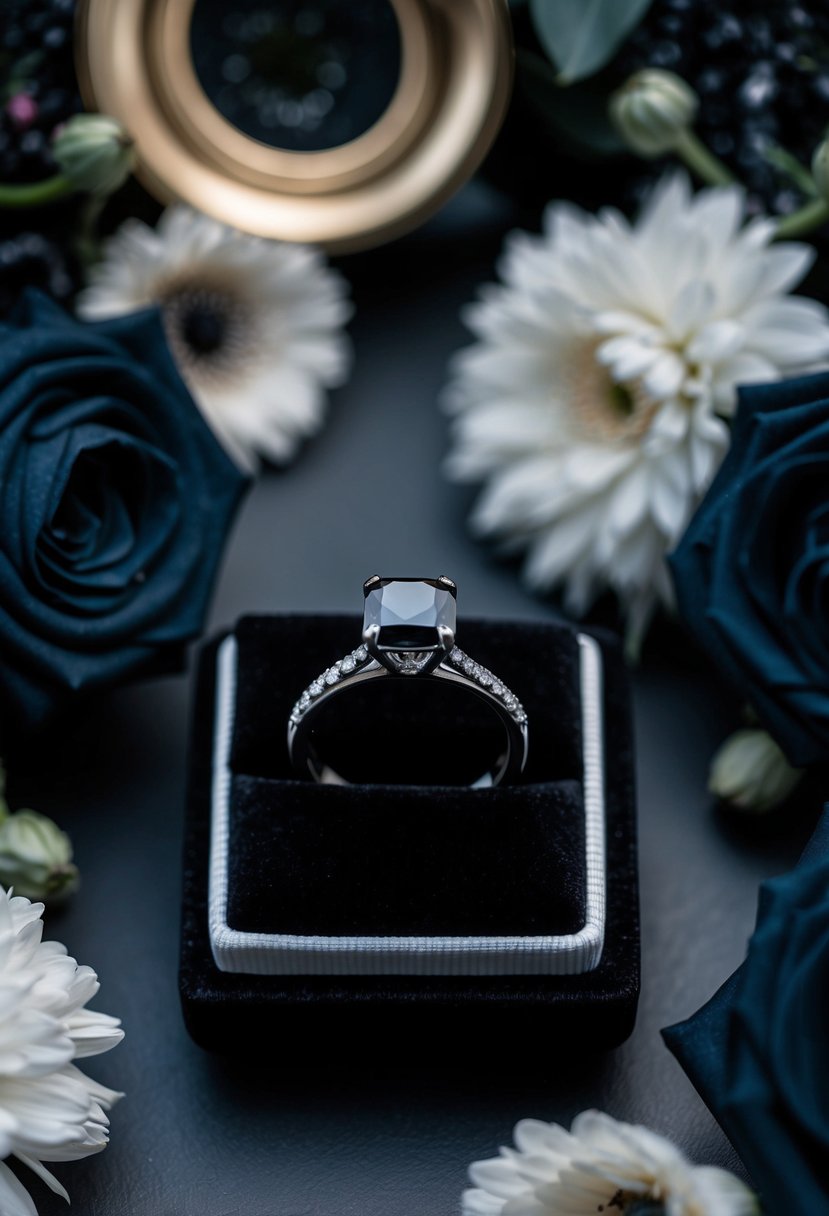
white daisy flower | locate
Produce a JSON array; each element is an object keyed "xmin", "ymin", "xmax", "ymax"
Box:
[
  {"xmin": 463, "ymin": 1111, "xmax": 758, "ymax": 1216},
  {"xmin": 444, "ymin": 173, "xmax": 829, "ymax": 646},
  {"xmin": 0, "ymin": 887, "xmax": 123, "ymax": 1214},
  {"xmin": 78, "ymin": 206, "xmax": 352, "ymax": 471}
]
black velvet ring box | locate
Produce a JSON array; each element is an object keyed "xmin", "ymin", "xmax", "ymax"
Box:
[{"xmin": 180, "ymin": 614, "xmax": 640, "ymax": 1056}]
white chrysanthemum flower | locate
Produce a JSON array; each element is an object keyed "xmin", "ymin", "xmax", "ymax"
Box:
[
  {"xmin": 463, "ymin": 1111, "xmax": 758, "ymax": 1216},
  {"xmin": 444, "ymin": 173, "xmax": 829, "ymax": 645},
  {"xmin": 0, "ymin": 887, "xmax": 123, "ymax": 1214},
  {"xmin": 78, "ymin": 206, "xmax": 352, "ymax": 471}
]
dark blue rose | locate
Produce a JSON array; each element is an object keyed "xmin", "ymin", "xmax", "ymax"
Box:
[
  {"xmin": 0, "ymin": 291, "xmax": 247, "ymax": 738},
  {"xmin": 664, "ymin": 811, "xmax": 829, "ymax": 1216},
  {"xmin": 670, "ymin": 372, "xmax": 829, "ymax": 768}
]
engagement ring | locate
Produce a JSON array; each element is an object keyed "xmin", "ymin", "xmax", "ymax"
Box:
[{"xmin": 287, "ymin": 576, "xmax": 529, "ymax": 786}]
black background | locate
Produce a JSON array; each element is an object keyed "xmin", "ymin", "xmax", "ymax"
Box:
[{"xmin": 7, "ymin": 182, "xmax": 817, "ymax": 1215}]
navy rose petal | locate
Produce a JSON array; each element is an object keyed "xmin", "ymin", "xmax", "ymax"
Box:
[
  {"xmin": 670, "ymin": 371, "xmax": 829, "ymax": 768},
  {"xmin": 0, "ymin": 290, "xmax": 248, "ymax": 737},
  {"xmin": 664, "ymin": 810, "xmax": 829, "ymax": 1216}
]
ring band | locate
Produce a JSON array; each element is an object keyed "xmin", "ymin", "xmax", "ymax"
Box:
[{"xmin": 287, "ymin": 576, "xmax": 529, "ymax": 786}]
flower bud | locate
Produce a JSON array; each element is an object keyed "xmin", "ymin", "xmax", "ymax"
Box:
[
  {"xmin": 708, "ymin": 728, "xmax": 804, "ymax": 814},
  {"xmin": 52, "ymin": 114, "xmax": 135, "ymax": 196},
  {"xmin": 0, "ymin": 809, "xmax": 79, "ymax": 904},
  {"xmin": 610, "ymin": 69, "xmax": 699, "ymax": 158},
  {"xmin": 811, "ymin": 138, "xmax": 829, "ymax": 204}
]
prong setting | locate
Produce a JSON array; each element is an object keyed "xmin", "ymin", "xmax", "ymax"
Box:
[
  {"xmin": 362, "ymin": 576, "xmax": 457, "ymax": 660},
  {"xmin": 437, "ymin": 624, "xmax": 455, "ymax": 652},
  {"xmin": 362, "ymin": 622, "xmax": 381, "ymax": 655},
  {"xmin": 288, "ymin": 576, "xmax": 528, "ymax": 785}
]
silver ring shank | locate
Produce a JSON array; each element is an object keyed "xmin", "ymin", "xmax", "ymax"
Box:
[{"xmin": 287, "ymin": 647, "xmax": 529, "ymax": 786}]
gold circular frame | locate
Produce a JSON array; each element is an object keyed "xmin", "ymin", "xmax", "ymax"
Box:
[{"xmin": 75, "ymin": 0, "xmax": 513, "ymax": 252}]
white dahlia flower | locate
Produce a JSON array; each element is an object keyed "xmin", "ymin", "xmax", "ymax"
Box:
[
  {"xmin": 463, "ymin": 1111, "xmax": 758, "ymax": 1216},
  {"xmin": 78, "ymin": 206, "xmax": 352, "ymax": 472},
  {"xmin": 444, "ymin": 173, "xmax": 829, "ymax": 646},
  {"xmin": 0, "ymin": 887, "xmax": 123, "ymax": 1214}
]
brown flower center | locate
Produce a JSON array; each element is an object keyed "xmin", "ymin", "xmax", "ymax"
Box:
[
  {"xmin": 597, "ymin": 1191, "xmax": 666, "ymax": 1214},
  {"xmin": 563, "ymin": 341, "xmax": 663, "ymax": 444},
  {"xmin": 158, "ymin": 270, "xmax": 258, "ymax": 387}
]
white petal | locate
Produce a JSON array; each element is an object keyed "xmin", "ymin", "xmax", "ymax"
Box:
[
  {"xmin": 711, "ymin": 354, "xmax": 778, "ymax": 412},
  {"xmin": 469, "ymin": 1158, "xmax": 531, "ymax": 1199},
  {"xmin": 512, "ymin": 1119, "xmax": 573, "ymax": 1160},
  {"xmin": 596, "ymin": 336, "xmax": 658, "ymax": 381},
  {"xmin": 648, "ymin": 469, "xmax": 686, "ymax": 540},
  {"xmin": 443, "ymin": 165, "xmax": 829, "ymax": 646},
  {"xmin": 77, "ymin": 205, "xmax": 351, "ymax": 467},
  {"xmin": 646, "ymin": 400, "xmax": 688, "ymax": 446},
  {"xmin": 0, "ymin": 1162, "xmax": 37, "ymax": 1216},
  {"xmin": 748, "ymin": 241, "xmax": 815, "ymax": 300},
  {"xmin": 15, "ymin": 1153, "xmax": 70, "ymax": 1202},
  {"xmin": 524, "ymin": 509, "xmax": 605, "ymax": 593},
  {"xmin": 693, "ymin": 1167, "xmax": 759, "ymax": 1215},
  {"xmin": 607, "ymin": 467, "xmax": 650, "ymax": 538},
  {"xmin": 462, "ymin": 1187, "xmax": 507, "ymax": 1215},
  {"xmin": 686, "ymin": 320, "xmax": 745, "ymax": 364},
  {"xmin": 642, "ymin": 353, "xmax": 685, "ymax": 401},
  {"xmin": 666, "ymin": 280, "xmax": 715, "ymax": 341}
]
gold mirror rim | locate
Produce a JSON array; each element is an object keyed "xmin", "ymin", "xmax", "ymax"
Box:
[{"xmin": 75, "ymin": 0, "xmax": 514, "ymax": 253}]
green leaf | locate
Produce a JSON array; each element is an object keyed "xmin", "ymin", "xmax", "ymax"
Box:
[
  {"xmin": 529, "ymin": 0, "xmax": 654, "ymax": 84},
  {"xmin": 1, "ymin": 50, "xmax": 45, "ymax": 102},
  {"xmin": 518, "ymin": 50, "xmax": 626, "ymax": 157}
]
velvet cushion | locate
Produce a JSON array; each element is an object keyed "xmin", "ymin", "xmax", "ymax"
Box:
[
  {"xmin": 180, "ymin": 614, "xmax": 640, "ymax": 1058},
  {"xmin": 228, "ymin": 776, "xmax": 586, "ymax": 936}
]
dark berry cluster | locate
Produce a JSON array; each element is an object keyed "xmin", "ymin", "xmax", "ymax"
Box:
[
  {"xmin": 617, "ymin": 0, "xmax": 829, "ymax": 214},
  {"xmin": 0, "ymin": 0, "xmax": 81, "ymax": 184},
  {"xmin": 0, "ymin": 232, "xmax": 75, "ymax": 316}
]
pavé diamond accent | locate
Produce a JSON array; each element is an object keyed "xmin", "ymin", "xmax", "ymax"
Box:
[
  {"xmin": 290, "ymin": 647, "xmax": 374, "ymax": 723},
  {"xmin": 291, "ymin": 635, "xmax": 526, "ymax": 729},
  {"xmin": 447, "ymin": 646, "xmax": 526, "ymax": 723},
  {"xmin": 289, "ymin": 579, "xmax": 527, "ymax": 785}
]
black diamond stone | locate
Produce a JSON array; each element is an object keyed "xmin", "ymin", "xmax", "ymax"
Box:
[{"xmin": 363, "ymin": 578, "xmax": 456, "ymax": 650}]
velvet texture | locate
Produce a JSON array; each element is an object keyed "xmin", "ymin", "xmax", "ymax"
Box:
[
  {"xmin": 663, "ymin": 811, "xmax": 829, "ymax": 1216},
  {"xmin": 180, "ymin": 615, "xmax": 640, "ymax": 1057},
  {"xmin": 670, "ymin": 372, "xmax": 829, "ymax": 769},
  {"xmin": 0, "ymin": 291, "xmax": 248, "ymax": 743}
]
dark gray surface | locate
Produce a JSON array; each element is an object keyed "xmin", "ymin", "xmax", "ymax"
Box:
[{"xmin": 8, "ymin": 183, "xmax": 817, "ymax": 1215}]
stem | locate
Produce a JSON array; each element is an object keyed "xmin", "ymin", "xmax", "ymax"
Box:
[
  {"xmin": 0, "ymin": 761, "xmax": 9, "ymax": 823},
  {"xmin": 674, "ymin": 128, "xmax": 735, "ymax": 187},
  {"xmin": 762, "ymin": 145, "xmax": 817, "ymax": 196},
  {"xmin": 73, "ymin": 192, "xmax": 107, "ymax": 268},
  {"xmin": 774, "ymin": 196, "xmax": 829, "ymax": 239},
  {"xmin": 0, "ymin": 174, "xmax": 73, "ymax": 209}
]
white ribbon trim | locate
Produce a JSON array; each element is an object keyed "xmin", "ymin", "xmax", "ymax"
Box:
[{"xmin": 207, "ymin": 632, "xmax": 607, "ymax": 976}]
